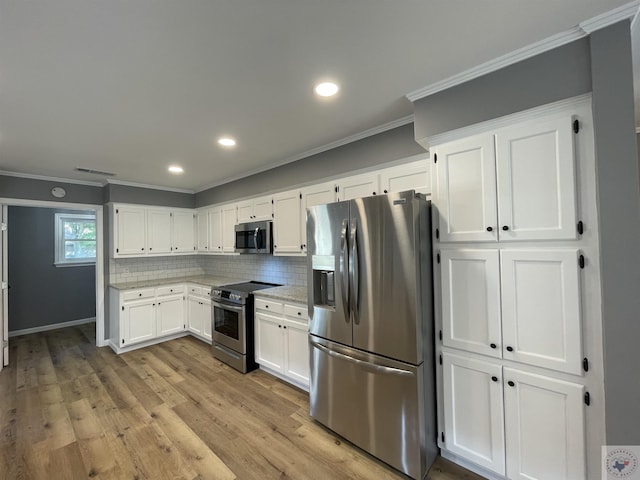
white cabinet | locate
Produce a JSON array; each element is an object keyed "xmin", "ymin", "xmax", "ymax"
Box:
[
  {"xmin": 379, "ymin": 159, "xmax": 430, "ymax": 195},
  {"xmin": 208, "ymin": 208, "xmax": 223, "ymax": 254},
  {"xmin": 440, "ymin": 247, "xmax": 583, "ymax": 375},
  {"xmin": 442, "ymin": 353, "xmax": 505, "ymax": 475},
  {"xmin": 273, "ymin": 190, "xmax": 303, "ymax": 255},
  {"xmin": 156, "ymin": 294, "xmax": 186, "ymax": 336},
  {"xmin": 433, "ymin": 114, "xmax": 577, "ymax": 243},
  {"xmin": 196, "ymin": 209, "xmax": 209, "ymax": 252},
  {"xmin": 255, "ymin": 298, "xmax": 309, "ymax": 389},
  {"xmin": 221, "ymin": 204, "xmax": 238, "ymax": 253},
  {"xmin": 187, "ymin": 284, "xmax": 212, "ymax": 341},
  {"xmin": 171, "ymin": 210, "xmax": 195, "ymax": 253},
  {"xmin": 237, "ymin": 195, "xmax": 273, "ymax": 223},
  {"xmin": 442, "ymin": 353, "xmax": 586, "ymax": 479},
  {"xmin": 503, "ymin": 368, "xmax": 586, "ymax": 480},
  {"xmin": 336, "ymin": 173, "xmax": 380, "ymax": 201},
  {"xmin": 113, "ymin": 206, "xmax": 147, "ymax": 256},
  {"xmin": 147, "ymin": 209, "xmax": 172, "ymax": 255},
  {"xmin": 300, "ymin": 182, "xmax": 337, "ymax": 253},
  {"xmin": 122, "ymin": 298, "xmax": 156, "ymax": 346}
]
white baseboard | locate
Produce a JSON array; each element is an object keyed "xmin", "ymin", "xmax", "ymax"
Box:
[{"xmin": 8, "ymin": 317, "xmax": 96, "ymax": 337}]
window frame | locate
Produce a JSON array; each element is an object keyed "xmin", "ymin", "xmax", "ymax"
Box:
[{"xmin": 54, "ymin": 213, "xmax": 97, "ymax": 267}]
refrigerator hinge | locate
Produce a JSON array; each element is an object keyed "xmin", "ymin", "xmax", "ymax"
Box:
[
  {"xmin": 577, "ymin": 221, "xmax": 584, "ymax": 235},
  {"xmin": 0, "ymin": 223, "xmax": 6, "ymax": 231}
]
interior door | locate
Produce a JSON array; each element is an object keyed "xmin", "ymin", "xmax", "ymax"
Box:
[{"xmin": 1, "ymin": 205, "xmax": 7, "ymax": 368}]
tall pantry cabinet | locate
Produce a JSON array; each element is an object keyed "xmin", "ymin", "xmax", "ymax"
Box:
[{"xmin": 429, "ymin": 96, "xmax": 605, "ymax": 480}]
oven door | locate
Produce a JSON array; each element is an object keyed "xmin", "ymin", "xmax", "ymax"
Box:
[{"xmin": 212, "ymin": 300, "xmax": 246, "ymax": 354}]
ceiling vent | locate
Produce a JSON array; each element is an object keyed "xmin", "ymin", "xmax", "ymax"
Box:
[{"xmin": 74, "ymin": 167, "xmax": 116, "ymax": 177}]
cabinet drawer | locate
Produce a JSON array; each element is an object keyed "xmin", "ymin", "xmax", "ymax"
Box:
[
  {"xmin": 122, "ymin": 288, "xmax": 155, "ymax": 302},
  {"xmin": 284, "ymin": 304, "xmax": 307, "ymax": 323},
  {"xmin": 188, "ymin": 285, "xmax": 203, "ymax": 296},
  {"xmin": 156, "ymin": 285, "xmax": 183, "ymax": 297},
  {"xmin": 255, "ymin": 298, "xmax": 284, "ymax": 314},
  {"xmin": 201, "ymin": 287, "xmax": 212, "ymax": 298}
]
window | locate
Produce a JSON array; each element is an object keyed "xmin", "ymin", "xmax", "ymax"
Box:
[{"xmin": 55, "ymin": 213, "xmax": 97, "ymax": 266}]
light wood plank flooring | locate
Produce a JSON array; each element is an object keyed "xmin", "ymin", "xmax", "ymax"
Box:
[{"xmin": 0, "ymin": 324, "xmax": 483, "ymax": 480}]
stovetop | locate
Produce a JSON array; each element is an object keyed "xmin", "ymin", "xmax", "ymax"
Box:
[{"xmin": 211, "ymin": 281, "xmax": 281, "ymax": 304}]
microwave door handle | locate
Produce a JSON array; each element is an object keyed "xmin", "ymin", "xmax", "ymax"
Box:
[
  {"xmin": 254, "ymin": 227, "xmax": 260, "ymax": 252},
  {"xmin": 340, "ymin": 219, "xmax": 349, "ymax": 320}
]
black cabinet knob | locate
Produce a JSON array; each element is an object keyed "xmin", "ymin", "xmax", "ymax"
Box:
[
  {"xmin": 506, "ymin": 346, "xmax": 514, "ymax": 352},
  {"xmin": 486, "ymin": 226, "xmax": 493, "ymax": 232},
  {"xmin": 508, "ymin": 381, "xmax": 515, "ymax": 387},
  {"xmin": 297, "ymin": 312, "xmax": 301, "ymax": 316},
  {"xmin": 491, "ymin": 376, "xmax": 498, "ymax": 382},
  {"xmin": 490, "ymin": 343, "xmax": 497, "ymax": 349},
  {"xmin": 372, "ymin": 192, "xmax": 376, "ymax": 195},
  {"xmin": 502, "ymin": 225, "xmax": 509, "ymax": 231},
  {"xmin": 384, "ymin": 189, "xmax": 388, "ymax": 194}
]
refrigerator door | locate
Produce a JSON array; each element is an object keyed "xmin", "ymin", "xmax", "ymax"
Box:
[
  {"xmin": 309, "ymin": 334, "xmax": 435, "ymax": 480},
  {"xmin": 307, "ymin": 201, "xmax": 352, "ymax": 346},
  {"xmin": 350, "ymin": 191, "xmax": 426, "ymax": 364}
]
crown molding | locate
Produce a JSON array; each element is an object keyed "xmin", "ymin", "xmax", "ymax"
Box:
[
  {"xmin": 406, "ymin": 1, "xmax": 640, "ymax": 103},
  {"xmin": 194, "ymin": 114, "xmax": 414, "ymax": 193},
  {"xmin": 0, "ymin": 170, "xmax": 104, "ymax": 187},
  {"xmin": 105, "ymin": 179, "xmax": 194, "ymax": 194}
]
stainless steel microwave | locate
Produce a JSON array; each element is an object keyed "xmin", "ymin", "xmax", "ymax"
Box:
[{"xmin": 234, "ymin": 220, "xmax": 273, "ymax": 254}]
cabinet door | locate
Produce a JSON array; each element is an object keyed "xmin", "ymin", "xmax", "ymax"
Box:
[
  {"xmin": 283, "ymin": 319, "xmax": 309, "ymax": 387},
  {"xmin": 115, "ymin": 206, "xmax": 147, "ymax": 256},
  {"xmin": 202, "ymin": 299, "xmax": 212, "ymax": 340},
  {"xmin": 273, "ymin": 190, "xmax": 303, "ymax": 255},
  {"xmin": 172, "ymin": 211, "xmax": 195, "ymax": 253},
  {"xmin": 503, "ymin": 368, "xmax": 585, "ymax": 480},
  {"xmin": 236, "ymin": 200, "xmax": 253, "ymax": 223},
  {"xmin": 157, "ymin": 295, "xmax": 185, "ymax": 336},
  {"xmin": 433, "ymin": 134, "xmax": 497, "ymax": 242},
  {"xmin": 122, "ymin": 300, "xmax": 156, "ymax": 346},
  {"xmin": 187, "ymin": 297, "xmax": 203, "ymax": 335},
  {"xmin": 495, "ymin": 115, "xmax": 577, "ymax": 241},
  {"xmin": 196, "ymin": 210, "xmax": 209, "ymax": 252},
  {"xmin": 300, "ymin": 182, "xmax": 336, "ymax": 252},
  {"xmin": 253, "ymin": 196, "xmax": 273, "ymax": 221},
  {"xmin": 337, "ymin": 173, "xmax": 380, "ymax": 201},
  {"xmin": 221, "ymin": 204, "xmax": 237, "ymax": 253},
  {"xmin": 379, "ymin": 160, "xmax": 430, "ymax": 195},
  {"xmin": 255, "ymin": 312, "xmax": 284, "ymax": 372},
  {"xmin": 208, "ymin": 208, "xmax": 223, "ymax": 254},
  {"xmin": 500, "ymin": 249, "xmax": 582, "ymax": 375},
  {"xmin": 147, "ymin": 209, "xmax": 172, "ymax": 255},
  {"xmin": 442, "ymin": 353, "xmax": 505, "ymax": 475},
  {"xmin": 440, "ymin": 249, "xmax": 502, "ymax": 358}
]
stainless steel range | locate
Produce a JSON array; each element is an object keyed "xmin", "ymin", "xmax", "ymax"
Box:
[{"xmin": 211, "ymin": 281, "xmax": 280, "ymax": 373}]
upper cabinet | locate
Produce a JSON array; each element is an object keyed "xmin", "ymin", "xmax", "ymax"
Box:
[
  {"xmin": 237, "ymin": 195, "xmax": 273, "ymax": 223},
  {"xmin": 432, "ymin": 115, "xmax": 577, "ymax": 243},
  {"xmin": 196, "ymin": 209, "xmax": 209, "ymax": 252},
  {"xmin": 379, "ymin": 159, "xmax": 430, "ymax": 196},
  {"xmin": 336, "ymin": 173, "xmax": 379, "ymax": 201},
  {"xmin": 272, "ymin": 190, "xmax": 303, "ymax": 255},
  {"xmin": 221, "ymin": 203, "xmax": 238, "ymax": 253},
  {"xmin": 111, "ymin": 205, "xmax": 195, "ymax": 258},
  {"xmin": 300, "ymin": 182, "xmax": 337, "ymax": 253}
]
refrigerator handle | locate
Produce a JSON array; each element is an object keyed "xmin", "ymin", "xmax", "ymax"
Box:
[
  {"xmin": 310, "ymin": 339, "xmax": 414, "ymax": 377},
  {"xmin": 350, "ymin": 219, "xmax": 360, "ymax": 325},
  {"xmin": 340, "ymin": 219, "xmax": 349, "ymax": 320}
]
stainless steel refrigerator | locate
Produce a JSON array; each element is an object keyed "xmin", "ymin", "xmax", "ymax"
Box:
[{"xmin": 307, "ymin": 190, "xmax": 437, "ymax": 480}]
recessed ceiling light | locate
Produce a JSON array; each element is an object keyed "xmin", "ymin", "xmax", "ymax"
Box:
[
  {"xmin": 218, "ymin": 137, "xmax": 236, "ymax": 147},
  {"xmin": 168, "ymin": 165, "xmax": 184, "ymax": 174},
  {"xmin": 314, "ymin": 81, "xmax": 339, "ymax": 97}
]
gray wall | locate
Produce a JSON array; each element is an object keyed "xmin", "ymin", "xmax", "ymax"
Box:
[
  {"xmin": 412, "ymin": 22, "xmax": 640, "ymax": 444},
  {"xmin": 0, "ymin": 175, "xmax": 103, "ymax": 205},
  {"xmin": 412, "ymin": 38, "xmax": 592, "ymax": 141},
  {"xmin": 8, "ymin": 206, "xmax": 96, "ymax": 332},
  {"xmin": 195, "ymin": 123, "xmax": 423, "ymax": 207},
  {"xmin": 589, "ymin": 21, "xmax": 640, "ymax": 445},
  {"xmin": 103, "ymin": 183, "xmax": 194, "ymax": 208}
]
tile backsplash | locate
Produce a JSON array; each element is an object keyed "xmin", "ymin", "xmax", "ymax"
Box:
[{"xmin": 109, "ymin": 254, "xmax": 307, "ymax": 286}]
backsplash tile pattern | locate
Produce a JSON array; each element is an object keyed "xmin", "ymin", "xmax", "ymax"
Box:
[{"xmin": 109, "ymin": 255, "xmax": 307, "ymax": 286}]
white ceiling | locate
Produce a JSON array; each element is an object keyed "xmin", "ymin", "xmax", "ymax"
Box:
[{"xmin": 0, "ymin": 0, "xmax": 635, "ymax": 192}]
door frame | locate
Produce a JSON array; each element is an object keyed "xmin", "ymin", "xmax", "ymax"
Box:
[{"xmin": 0, "ymin": 198, "xmax": 106, "ymax": 348}]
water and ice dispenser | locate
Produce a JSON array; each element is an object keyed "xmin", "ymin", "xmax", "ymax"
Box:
[{"xmin": 312, "ymin": 255, "xmax": 336, "ymax": 308}]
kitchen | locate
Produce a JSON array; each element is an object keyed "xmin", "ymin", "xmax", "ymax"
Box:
[{"xmin": 1, "ymin": 2, "xmax": 640, "ymax": 479}]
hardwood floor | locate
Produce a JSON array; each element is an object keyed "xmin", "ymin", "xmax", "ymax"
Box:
[{"xmin": 0, "ymin": 324, "xmax": 484, "ymax": 480}]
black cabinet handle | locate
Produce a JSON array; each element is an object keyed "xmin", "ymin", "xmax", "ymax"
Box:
[
  {"xmin": 506, "ymin": 346, "xmax": 514, "ymax": 352},
  {"xmin": 283, "ymin": 326, "xmax": 287, "ymax": 329},
  {"xmin": 502, "ymin": 225, "xmax": 509, "ymax": 231},
  {"xmin": 490, "ymin": 343, "xmax": 497, "ymax": 349},
  {"xmin": 486, "ymin": 226, "xmax": 493, "ymax": 232},
  {"xmin": 491, "ymin": 376, "xmax": 498, "ymax": 382},
  {"xmin": 508, "ymin": 381, "xmax": 515, "ymax": 387}
]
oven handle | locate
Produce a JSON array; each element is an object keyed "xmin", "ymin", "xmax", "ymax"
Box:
[{"xmin": 212, "ymin": 300, "xmax": 244, "ymax": 312}]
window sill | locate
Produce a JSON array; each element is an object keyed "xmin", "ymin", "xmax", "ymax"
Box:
[{"xmin": 54, "ymin": 262, "xmax": 96, "ymax": 268}]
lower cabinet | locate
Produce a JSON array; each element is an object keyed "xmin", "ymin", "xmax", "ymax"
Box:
[
  {"xmin": 122, "ymin": 298, "xmax": 156, "ymax": 345},
  {"xmin": 442, "ymin": 352, "xmax": 586, "ymax": 480},
  {"xmin": 187, "ymin": 284, "xmax": 212, "ymax": 341},
  {"xmin": 255, "ymin": 298, "xmax": 309, "ymax": 389}
]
